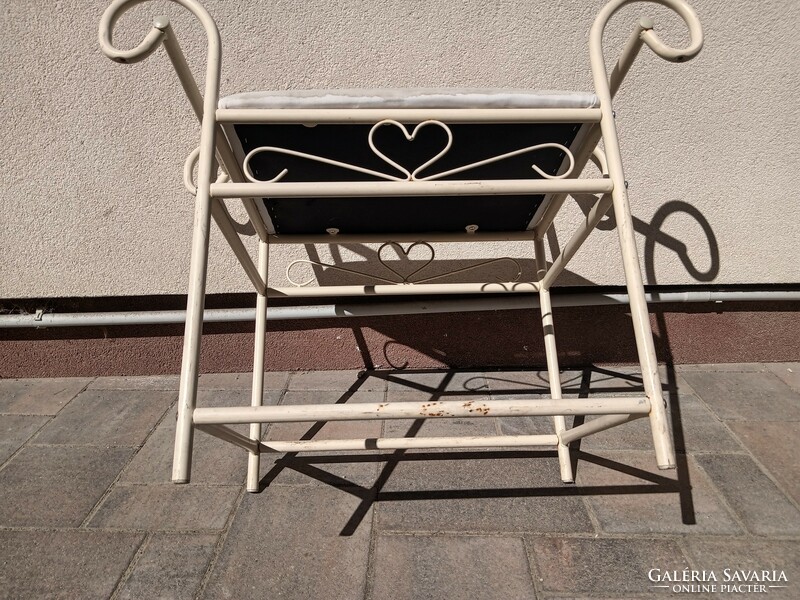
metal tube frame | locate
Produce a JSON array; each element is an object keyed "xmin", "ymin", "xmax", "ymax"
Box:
[{"xmin": 98, "ymin": 0, "xmax": 703, "ymax": 487}]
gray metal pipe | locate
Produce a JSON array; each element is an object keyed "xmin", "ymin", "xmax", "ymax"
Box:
[{"xmin": 0, "ymin": 290, "xmax": 798, "ymax": 329}]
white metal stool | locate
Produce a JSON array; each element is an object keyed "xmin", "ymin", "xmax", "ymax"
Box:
[{"xmin": 99, "ymin": 0, "xmax": 703, "ymax": 491}]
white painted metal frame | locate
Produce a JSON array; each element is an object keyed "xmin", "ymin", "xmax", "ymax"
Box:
[{"xmin": 98, "ymin": 0, "xmax": 703, "ymax": 489}]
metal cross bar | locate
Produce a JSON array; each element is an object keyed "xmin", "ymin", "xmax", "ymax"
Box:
[
  {"xmin": 210, "ymin": 179, "xmax": 615, "ymax": 199},
  {"xmin": 192, "ymin": 396, "xmax": 651, "ymax": 425}
]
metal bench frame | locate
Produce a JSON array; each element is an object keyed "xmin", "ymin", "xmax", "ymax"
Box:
[{"xmin": 99, "ymin": 0, "xmax": 703, "ymax": 491}]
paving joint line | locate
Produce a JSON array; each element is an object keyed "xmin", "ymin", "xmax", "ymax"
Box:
[
  {"xmin": 713, "ymin": 422, "xmax": 800, "ymax": 514},
  {"xmin": 361, "ymin": 382, "xmax": 387, "ymax": 600},
  {"xmin": 193, "ymin": 484, "xmax": 248, "ymax": 599},
  {"xmin": 0, "ymin": 377, "xmax": 97, "ymax": 475},
  {"xmin": 688, "ymin": 456, "xmax": 750, "ymax": 536},
  {"xmin": 191, "ymin": 384, "xmax": 291, "ymax": 599},
  {"xmin": 78, "ymin": 393, "xmax": 180, "ymax": 529},
  {"xmin": 0, "ymin": 413, "xmax": 62, "ymax": 475},
  {"xmin": 522, "ymin": 535, "xmax": 547, "ymax": 599},
  {"xmin": 108, "ymin": 531, "xmax": 151, "ymax": 600}
]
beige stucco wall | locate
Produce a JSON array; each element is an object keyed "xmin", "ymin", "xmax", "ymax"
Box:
[{"xmin": 1, "ymin": 0, "xmax": 798, "ymax": 299}]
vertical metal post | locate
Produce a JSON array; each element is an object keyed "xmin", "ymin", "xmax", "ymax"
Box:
[
  {"xmin": 169, "ymin": 1, "xmax": 223, "ymax": 484},
  {"xmin": 247, "ymin": 239, "xmax": 270, "ymax": 492},
  {"xmin": 534, "ymin": 238, "xmax": 573, "ymax": 483},
  {"xmin": 597, "ymin": 117, "xmax": 674, "ymax": 469},
  {"xmin": 587, "ymin": 0, "xmax": 704, "ymax": 471},
  {"xmin": 171, "ymin": 154, "xmax": 215, "ymax": 483}
]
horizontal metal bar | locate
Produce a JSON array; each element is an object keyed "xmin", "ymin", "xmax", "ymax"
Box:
[
  {"xmin": 267, "ymin": 231, "xmax": 537, "ymax": 244},
  {"xmin": 259, "ymin": 434, "xmax": 559, "ymax": 453},
  {"xmin": 559, "ymin": 413, "xmax": 645, "ymax": 445},
  {"xmin": 210, "ymin": 179, "xmax": 614, "ymax": 199},
  {"xmin": 216, "ymin": 107, "xmax": 603, "ymax": 124},
  {"xmin": 269, "ymin": 282, "xmax": 538, "ymax": 298},
  {"xmin": 196, "ymin": 423, "xmax": 259, "ymax": 453},
  {"xmin": 4, "ymin": 290, "xmax": 799, "ymax": 329},
  {"xmin": 193, "ymin": 396, "xmax": 650, "ymax": 425}
]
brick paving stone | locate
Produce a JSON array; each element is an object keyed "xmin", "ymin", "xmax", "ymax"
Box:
[
  {"xmin": 121, "ymin": 389, "xmax": 280, "ymax": 486},
  {"xmin": 376, "ymin": 454, "xmax": 594, "ymax": 533},
  {"xmin": 370, "ymin": 534, "xmax": 535, "ymax": 600},
  {"xmin": 198, "ymin": 371, "xmax": 289, "ymax": 390},
  {"xmin": 87, "ymin": 375, "xmax": 180, "ymax": 390},
  {"xmin": 727, "ymin": 420, "xmax": 800, "ymax": 504},
  {"xmin": 257, "ymin": 390, "xmax": 384, "ymax": 488},
  {"xmin": 694, "ymin": 454, "xmax": 800, "ymax": 535},
  {"xmin": 677, "ymin": 363, "xmax": 768, "ymax": 372},
  {"xmin": 289, "ymin": 369, "xmax": 386, "ymax": 392},
  {"xmin": 263, "ymin": 419, "xmax": 381, "ymax": 488},
  {"xmin": 280, "ymin": 390, "xmax": 383, "ymax": 405},
  {"xmin": 0, "ymin": 377, "xmax": 90, "ymax": 415},
  {"xmin": 764, "ymin": 362, "xmax": 800, "ymax": 392},
  {"xmin": 0, "ymin": 445, "xmax": 134, "ymax": 527},
  {"xmin": 33, "ymin": 389, "xmax": 175, "ymax": 446},
  {"xmin": 559, "ymin": 365, "xmax": 697, "ymax": 399},
  {"xmin": 538, "ymin": 597, "xmax": 640, "ymax": 600},
  {"xmin": 0, "ymin": 413, "xmax": 49, "ymax": 448},
  {"xmin": 579, "ymin": 401, "xmax": 743, "ymax": 454},
  {"xmin": 384, "ymin": 415, "xmax": 500, "ymax": 439},
  {"xmin": 680, "ymin": 371, "xmax": 800, "ymax": 421},
  {"xmin": 484, "ymin": 369, "xmax": 552, "ymax": 395},
  {"xmin": 203, "ymin": 486, "xmax": 372, "ymax": 600},
  {"xmin": 527, "ymin": 537, "xmax": 688, "ymax": 596},
  {"xmin": 0, "ymin": 444, "xmax": 18, "ymax": 464},
  {"xmin": 575, "ymin": 450, "xmax": 741, "ymax": 534},
  {"xmin": 116, "ymin": 533, "xmax": 219, "ymax": 600},
  {"xmin": 0, "ymin": 530, "xmax": 144, "ymax": 600},
  {"xmin": 497, "ymin": 414, "xmax": 569, "ymax": 437},
  {"xmin": 684, "ymin": 538, "xmax": 800, "ymax": 600},
  {"xmin": 88, "ymin": 484, "xmax": 240, "ymax": 531},
  {"xmin": 0, "ymin": 414, "xmax": 50, "ymax": 464},
  {"xmin": 386, "ymin": 370, "xmax": 487, "ymax": 397}
]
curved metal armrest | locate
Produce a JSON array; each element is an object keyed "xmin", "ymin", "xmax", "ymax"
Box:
[
  {"xmin": 98, "ymin": 0, "xmax": 221, "ymax": 124},
  {"xmin": 591, "ymin": 0, "xmax": 703, "ymax": 100},
  {"xmin": 98, "ymin": 0, "xmax": 270, "ymax": 240},
  {"xmin": 99, "ymin": 0, "xmax": 220, "ymax": 65}
]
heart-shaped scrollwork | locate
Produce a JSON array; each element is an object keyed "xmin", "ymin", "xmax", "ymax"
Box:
[
  {"xmin": 377, "ymin": 242, "xmax": 436, "ymax": 283},
  {"xmin": 368, "ymin": 120, "xmax": 453, "ymax": 181}
]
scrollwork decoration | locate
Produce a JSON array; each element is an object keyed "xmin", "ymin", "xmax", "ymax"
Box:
[
  {"xmin": 243, "ymin": 120, "xmax": 575, "ymax": 185},
  {"xmin": 286, "ymin": 242, "xmax": 523, "ymax": 287}
]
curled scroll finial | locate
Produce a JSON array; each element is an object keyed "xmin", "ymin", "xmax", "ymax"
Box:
[
  {"xmin": 591, "ymin": 0, "xmax": 703, "ymax": 69},
  {"xmin": 99, "ymin": 0, "xmax": 168, "ymax": 63},
  {"xmin": 98, "ymin": 0, "xmax": 220, "ymax": 65},
  {"xmin": 635, "ymin": 1, "xmax": 703, "ymax": 63}
]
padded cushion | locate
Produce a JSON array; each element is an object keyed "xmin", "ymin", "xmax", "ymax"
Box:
[{"xmin": 219, "ymin": 88, "xmax": 598, "ymax": 110}]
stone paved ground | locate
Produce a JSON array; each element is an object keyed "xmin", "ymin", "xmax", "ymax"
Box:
[{"xmin": 0, "ymin": 363, "xmax": 798, "ymax": 599}]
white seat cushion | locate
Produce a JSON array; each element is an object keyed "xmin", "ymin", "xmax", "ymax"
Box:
[{"xmin": 219, "ymin": 88, "xmax": 598, "ymax": 110}]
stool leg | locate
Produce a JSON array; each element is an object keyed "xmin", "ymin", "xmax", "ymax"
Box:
[
  {"xmin": 534, "ymin": 237, "xmax": 573, "ymax": 483},
  {"xmin": 172, "ymin": 174, "xmax": 215, "ymax": 484},
  {"xmin": 247, "ymin": 239, "xmax": 270, "ymax": 492},
  {"xmin": 600, "ymin": 119, "xmax": 675, "ymax": 470}
]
